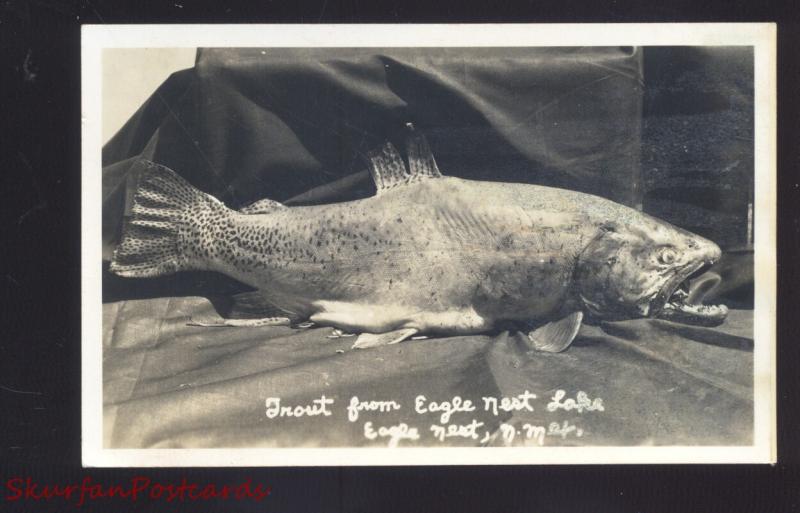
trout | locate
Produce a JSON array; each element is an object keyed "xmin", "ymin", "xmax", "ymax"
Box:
[{"xmin": 110, "ymin": 130, "xmax": 728, "ymax": 351}]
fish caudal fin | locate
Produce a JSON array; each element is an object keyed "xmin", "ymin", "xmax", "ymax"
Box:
[{"xmin": 110, "ymin": 160, "xmax": 224, "ymax": 278}]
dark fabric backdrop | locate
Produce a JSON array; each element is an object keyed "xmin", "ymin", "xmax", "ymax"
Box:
[{"xmin": 100, "ymin": 47, "xmax": 754, "ymax": 449}]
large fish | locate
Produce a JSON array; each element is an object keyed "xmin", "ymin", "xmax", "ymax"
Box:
[{"xmin": 110, "ymin": 129, "xmax": 728, "ymax": 351}]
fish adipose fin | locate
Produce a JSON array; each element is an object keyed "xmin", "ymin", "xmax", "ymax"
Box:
[
  {"xmin": 110, "ymin": 160, "xmax": 225, "ymax": 278},
  {"xmin": 527, "ymin": 311, "xmax": 583, "ymax": 353},
  {"xmin": 352, "ymin": 328, "xmax": 419, "ymax": 349},
  {"xmin": 239, "ymin": 198, "xmax": 285, "ymax": 214},
  {"xmin": 366, "ymin": 124, "xmax": 442, "ymax": 194}
]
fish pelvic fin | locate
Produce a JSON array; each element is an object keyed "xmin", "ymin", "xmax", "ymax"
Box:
[
  {"xmin": 352, "ymin": 328, "xmax": 419, "ymax": 349},
  {"xmin": 110, "ymin": 160, "xmax": 227, "ymax": 278},
  {"xmin": 366, "ymin": 124, "xmax": 442, "ymax": 194}
]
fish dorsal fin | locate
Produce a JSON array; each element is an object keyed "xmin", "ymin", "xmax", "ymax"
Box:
[
  {"xmin": 239, "ymin": 198, "xmax": 285, "ymax": 214},
  {"xmin": 367, "ymin": 125, "xmax": 442, "ymax": 195},
  {"xmin": 406, "ymin": 126, "xmax": 442, "ymax": 179},
  {"xmin": 527, "ymin": 311, "xmax": 583, "ymax": 353},
  {"xmin": 366, "ymin": 141, "xmax": 410, "ymax": 193}
]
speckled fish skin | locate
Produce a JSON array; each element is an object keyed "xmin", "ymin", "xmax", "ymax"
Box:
[
  {"xmin": 204, "ymin": 177, "xmax": 591, "ymax": 333},
  {"xmin": 110, "ymin": 140, "xmax": 727, "ymax": 337}
]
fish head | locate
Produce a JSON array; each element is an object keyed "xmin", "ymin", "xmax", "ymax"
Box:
[{"xmin": 574, "ymin": 217, "xmax": 728, "ymax": 326}]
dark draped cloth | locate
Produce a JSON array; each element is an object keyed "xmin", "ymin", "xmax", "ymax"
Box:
[{"xmin": 101, "ymin": 47, "xmax": 754, "ymax": 448}]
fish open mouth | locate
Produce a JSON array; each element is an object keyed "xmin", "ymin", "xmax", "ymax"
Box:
[{"xmin": 650, "ymin": 261, "xmax": 729, "ymax": 327}]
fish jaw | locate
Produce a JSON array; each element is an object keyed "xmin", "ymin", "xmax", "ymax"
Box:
[{"xmin": 649, "ymin": 237, "xmax": 729, "ymax": 326}]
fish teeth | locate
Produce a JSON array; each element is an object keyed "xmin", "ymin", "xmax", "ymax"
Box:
[
  {"xmin": 663, "ymin": 301, "xmax": 728, "ymax": 317},
  {"xmin": 670, "ymin": 288, "xmax": 689, "ymax": 301}
]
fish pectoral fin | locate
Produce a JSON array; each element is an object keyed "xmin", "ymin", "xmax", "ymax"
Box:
[
  {"xmin": 527, "ymin": 311, "xmax": 583, "ymax": 353},
  {"xmin": 188, "ymin": 316, "xmax": 291, "ymax": 327},
  {"xmin": 352, "ymin": 328, "xmax": 419, "ymax": 349}
]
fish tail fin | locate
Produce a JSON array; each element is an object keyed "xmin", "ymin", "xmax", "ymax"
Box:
[{"xmin": 110, "ymin": 161, "xmax": 226, "ymax": 278}]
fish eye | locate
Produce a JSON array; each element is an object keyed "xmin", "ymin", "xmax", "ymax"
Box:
[{"xmin": 658, "ymin": 248, "xmax": 678, "ymax": 265}]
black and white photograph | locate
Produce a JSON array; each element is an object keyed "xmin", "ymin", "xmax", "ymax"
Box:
[{"xmin": 81, "ymin": 24, "xmax": 776, "ymax": 466}]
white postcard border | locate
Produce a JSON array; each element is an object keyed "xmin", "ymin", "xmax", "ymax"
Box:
[{"xmin": 82, "ymin": 23, "xmax": 777, "ymax": 467}]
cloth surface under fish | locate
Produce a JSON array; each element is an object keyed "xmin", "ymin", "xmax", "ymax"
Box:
[{"xmin": 104, "ymin": 297, "xmax": 752, "ymax": 447}]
